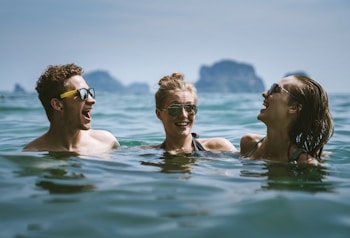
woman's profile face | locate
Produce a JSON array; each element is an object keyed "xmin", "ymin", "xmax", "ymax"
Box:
[{"xmin": 258, "ymin": 76, "xmax": 302, "ymax": 125}]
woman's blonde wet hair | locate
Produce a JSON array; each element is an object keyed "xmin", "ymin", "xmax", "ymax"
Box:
[{"xmin": 155, "ymin": 72, "xmax": 198, "ymax": 109}]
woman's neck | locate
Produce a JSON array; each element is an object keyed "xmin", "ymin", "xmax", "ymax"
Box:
[
  {"xmin": 262, "ymin": 128, "xmax": 293, "ymax": 160},
  {"xmin": 163, "ymin": 134, "xmax": 193, "ymax": 154}
]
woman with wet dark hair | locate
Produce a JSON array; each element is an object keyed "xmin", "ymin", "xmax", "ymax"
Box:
[{"xmin": 240, "ymin": 75, "xmax": 334, "ymax": 165}]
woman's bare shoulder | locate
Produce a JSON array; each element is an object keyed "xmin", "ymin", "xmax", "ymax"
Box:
[
  {"xmin": 297, "ymin": 152, "xmax": 320, "ymax": 165},
  {"xmin": 240, "ymin": 133, "xmax": 263, "ymax": 145},
  {"xmin": 198, "ymin": 137, "xmax": 237, "ymax": 152},
  {"xmin": 240, "ymin": 133, "xmax": 264, "ymax": 155},
  {"xmin": 140, "ymin": 144, "xmax": 162, "ymax": 149}
]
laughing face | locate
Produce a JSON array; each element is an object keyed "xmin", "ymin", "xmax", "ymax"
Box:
[
  {"xmin": 258, "ymin": 76, "xmax": 302, "ymax": 126},
  {"xmin": 61, "ymin": 75, "xmax": 96, "ymax": 130},
  {"xmin": 156, "ymin": 90, "xmax": 196, "ymax": 139}
]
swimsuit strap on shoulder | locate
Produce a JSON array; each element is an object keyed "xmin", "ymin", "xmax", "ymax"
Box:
[
  {"xmin": 191, "ymin": 133, "xmax": 206, "ymax": 151},
  {"xmin": 289, "ymin": 147, "xmax": 304, "ymax": 162},
  {"xmin": 243, "ymin": 137, "xmax": 265, "ymax": 157}
]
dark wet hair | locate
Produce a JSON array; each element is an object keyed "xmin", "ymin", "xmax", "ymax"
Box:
[
  {"xmin": 154, "ymin": 72, "xmax": 198, "ymax": 109},
  {"xmin": 287, "ymin": 75, "xmax": 334, "ymax": 159},
  {"xmin": 36, "ymin": 63, "xmax": 83, "ymax": 121}
]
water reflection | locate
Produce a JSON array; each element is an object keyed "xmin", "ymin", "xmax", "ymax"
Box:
[
  {"xmin": 36, "ymin": 153, "xmax": 96, "ymax": 194},
  {"xmin": 240, "ymin": 160, "xmax": 334, "ymax": 192},
  {"xmin": 140, "ymin": 150, "xmax": 236, "ymax": 174},
  {"xmin": 36, "ymin": 167, "xmax": 96, "ymax": 194},
  {"xmin": 6, "ymin": 153, "xmax": 96, "ymax": 194},
  {"xmin": 141, "ymin": 152, "xmax": 197, "ymax": 173}
]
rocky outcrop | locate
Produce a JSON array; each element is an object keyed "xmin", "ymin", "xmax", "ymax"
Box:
[
  {"xmin": 195, "ymin": 60, "xmax": 265, "ymax": 93},
  {"xmin": 84, "ymin": 70, "xmax": 150, "ymax": 94}
]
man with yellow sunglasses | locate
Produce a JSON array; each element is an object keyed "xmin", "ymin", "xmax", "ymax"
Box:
[{"xmin": 23, "ymin": 63, "xmax": 119, "ymax": 155}]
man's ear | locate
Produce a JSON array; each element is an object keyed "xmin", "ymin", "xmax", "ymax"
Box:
[
  {"xmin": 155, "ymin": 108, "xmax": 162, "ymax": 120},
  {"xmin": 51, "ymin": 98, "xmax": 63, "ymax": 111}
]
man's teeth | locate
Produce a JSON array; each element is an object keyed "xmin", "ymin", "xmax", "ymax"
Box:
[
  {"xmin": 83, "ymin": 110, "xmax": 90, "ymax": 118},
  {"xmin": 176, "ymin": 122, "xmax": 188, "ymax": 126}
]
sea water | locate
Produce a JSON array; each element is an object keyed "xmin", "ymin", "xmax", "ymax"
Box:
[{"xmin": 0, "ymin": 92, "xmax": 349, "ymax": 238}]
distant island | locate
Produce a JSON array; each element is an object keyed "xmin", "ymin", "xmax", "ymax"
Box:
[
  {"xmin": 6, "ymin": 59, "xmax": 310, "ymax": 94},
  {"xmin": 83, "ymin": 60, "xmax": 267, "ymax": 94},
  {"xmin": 195, "ymin": 60, "xmax": 265, "ymax": 93},
  {"xmin": 11, "ymin": 83, "xmax": 27, "ymax": 93},
  {"xmin": 84, "ymin": 70, "xmax": 150, "ymax": 94}
]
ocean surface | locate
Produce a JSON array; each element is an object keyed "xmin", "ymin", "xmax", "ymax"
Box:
[{"xmin": 0, "ymin": 91, "xmax": 349, "ymax": 238}]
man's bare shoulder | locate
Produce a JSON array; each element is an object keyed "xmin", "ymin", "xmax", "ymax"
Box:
[
  {"xmin": 22, "ymin": 134, "xmax": 49, "ymax": 152},
  {"xmin": 88, "ymin": 129, "xmax": 120, "ymax": 147}
]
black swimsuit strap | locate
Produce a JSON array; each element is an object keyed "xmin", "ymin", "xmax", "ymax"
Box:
[
  {"xmin": 160, "ymin": 133, "xmax": 206, "ymax": 152},
  {"xmin": 243, "ymin": 137, "xmax": 265, "ymax": 157},
  {"xmin": 243, "ymin": 136, "xmax": 305, "ymax": 163},
  {"xmin": 289, "ymin": 147, "xmax": 304, "ymax": 162},
  {"xmin": 192, "ymin": 136, "xmax": 206, "ymax": 151}
]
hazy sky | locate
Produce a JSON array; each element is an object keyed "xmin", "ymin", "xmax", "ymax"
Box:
[{"xmin": 1, "ymin": 0, "xmax": 349, "ymax": 93}]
